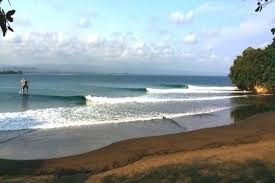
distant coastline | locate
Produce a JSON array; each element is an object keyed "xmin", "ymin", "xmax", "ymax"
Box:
[{"xmin": 0, "ymin": 70, "xmax": 23, "ymax": 74}]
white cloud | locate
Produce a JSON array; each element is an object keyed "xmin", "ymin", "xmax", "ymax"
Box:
[
  {"xmin": 79, "ymin": 18, "xmax": 91, "ymax": 28},
  {"xmin": 0, "ymin": 30, "xmax": 233, "ymax": 75},
  {"xmin": 0, "ymin": 31, "xmax": 201, "ymax": 63},
  {"xmin": 169, "ymin": 10, "xmax": 194, "ymax": 24},
  {"xmin": 86, "ymin": 33, "xmax": 100, "ymax": 44},
  {"xmin": 2, "ymin": 3, "xmax": 274, "ymax": 75},
  {"xmin": 185, "ymin": 11, "xmax": 194, "ymax": 21},
  {"xmin": 183, "ymin": 33, "xmax": 197, "ymax": 44},
  {"xmin": 200, "ymin": 14, "xmax": 273, "ymax": 55}
]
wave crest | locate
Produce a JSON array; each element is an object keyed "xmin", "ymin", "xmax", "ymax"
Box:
[
  {"xmin": 146, "ymin": 85, "xmax": 249, "ymax": 94},
  {"xmin": 85, "ymin": 95, "xmax": 249, "ymax": 104},
  {"xmin": 0, "ymin": 106, "xmax": 230, "ymax": 131},
  {"xmin": 159, "ymin": 84, "xmax": 188, "ymax": 88}
]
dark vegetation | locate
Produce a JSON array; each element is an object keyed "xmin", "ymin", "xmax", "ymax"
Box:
[
  {"xmin": 0, "ymin": 159, "xmax": 88, "ymax": 183},
  {"xmin": 0, "ymin": 159, "xmax": 42, "ymax": 175},
  {"xmin": 0, "ymin": 173, "xmax": 88, "ymax": 183},
  {"xmin": 0, "ymin": 1, "xmax": 273, "ymax": 38},
  {"xmin": 254, "ymin": 0, "xmax": 275, "ymax": 45},
  {"xmin": 254, "ymin": 0, "xmax": 273, "ymax": 12},
  {"xmin": 103, "ymin": 160, "xmax": 275, "ymax": 183},
  {"xmin": 0, "ymin": 0, "xmax": 15, "ymax": 37},
  {"xmin": 229, "ymin": 1, "xmax": 275, "ymax": 92},
  {"xmin": 229, "ymin": 44, "xmax": 275, "ymax": 92},
  {"xmin": 1, "ymin": 160, "xmax": 275, "ymax": 183},
  {"xmin": 0, "ymin": 70, "xmax": 23, "ymax": 74}
]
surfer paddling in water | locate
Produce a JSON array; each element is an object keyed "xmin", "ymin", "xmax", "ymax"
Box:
[{"xmin": 20, "ymin": 78, "xmax": 29, "ymax": 95}]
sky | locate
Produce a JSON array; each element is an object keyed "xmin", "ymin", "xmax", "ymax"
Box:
[{"xmin": 0, "ymin": 0, "xmax": 274, "ymax": 75}]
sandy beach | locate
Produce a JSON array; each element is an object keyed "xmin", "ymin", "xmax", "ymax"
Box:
[
  {"xmin": 0, "ymin": 0, "xmax": 274, "ymax": 182},
  {"xmin": 0, "ymin": 111, "xmax": 275, "ymax": 182},
  {"xmin": 0, "ymin": 108, "xmax": 233, "ymax": 160}
]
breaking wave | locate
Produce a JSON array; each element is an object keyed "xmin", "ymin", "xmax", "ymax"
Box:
[
  {"xmin": 85, "ymin": 95, "xmax": 250, "ymax": 104},
  {"xmin": 0, "ymin": 106, "xmax": 230, "ymax": 131},
  {"xmin": 146, "ymin": 85, "xmax": 249, "ymax": 94}
]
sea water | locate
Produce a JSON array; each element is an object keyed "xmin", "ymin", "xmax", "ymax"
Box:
[{"xmin": 0, "ymin": 74, "xmax": 273, "ymax": 131}]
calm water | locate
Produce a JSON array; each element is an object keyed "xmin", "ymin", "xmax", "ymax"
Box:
[{"xmin": 0, "ymin": 74, "xmax": 273, "ymax": 131}]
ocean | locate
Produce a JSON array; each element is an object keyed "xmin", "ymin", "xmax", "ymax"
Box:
[{"xmin": 0, "ymin": 74, "xmax": 274, "ymax": 131}]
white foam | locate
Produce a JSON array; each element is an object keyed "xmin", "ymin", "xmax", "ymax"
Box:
[
  {"xmin": 0, "ymin": 106, "xmax": 230, "ymax": 131},
  {"xmin": 146, "ymin": 85, "xmax": 250, "ymax": 94},
  {"xmin": 188, "ymin": 85, "xmax": 238, "ymax": 91},
  {"xmin": 85, "ymin": 95, "xmax": 249, "ymax": 104}
]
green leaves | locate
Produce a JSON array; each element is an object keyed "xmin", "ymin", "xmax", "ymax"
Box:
[
  {"xmin": 0, "ymin": 0, "xmax": 15, "ymax": 37},
  {"xmin": 229, "ymin": 44, "xmax": 275, "ymax": 92},
  {"xmin": 254, "ymin": 0, "xmax": 275, "ymax": 47},
  {"xmin": 6, "ymin": 9, "xmax": 15, "ymax": 22},
  {"xmin": 255, "ymin": 5, "xmax": 262, "ymax": 12},
  {"xmin": 255, "ymin": 0, "xmax": 273, "ymax": 12}
]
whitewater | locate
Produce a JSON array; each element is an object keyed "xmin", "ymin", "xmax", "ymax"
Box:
[
  {"xmin": 0, "ymin": 74, "xmax": 262, "ymax": 131},
  {"xmin": 0, "ymin": 84, "xmax": 255, "ymax": 131}
]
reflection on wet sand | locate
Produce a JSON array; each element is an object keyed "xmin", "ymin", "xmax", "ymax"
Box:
[{"xmin": 231, "ymin": 95, "xmax": 275, "ymax": 122}]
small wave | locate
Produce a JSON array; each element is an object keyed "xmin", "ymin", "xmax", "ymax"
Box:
[
  {"xmin": 160, "ymin": 84, "xmax": 188, "ymax": 88},
  {"xmin": 81, "ymin": 85, "xmax": 148, "ymax": 93},
  {"xmin": 85, "ymin": 95, "xmax": 250, "ymax": 104},
  {"xmin": 20, "ymin": 94, "xmax": 86, "ymax": 102},
  {"xmin": 124, "ymin": 88, "xmax": 147, "ymax": 92}
]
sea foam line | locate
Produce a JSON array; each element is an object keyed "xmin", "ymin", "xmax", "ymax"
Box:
[
  {"xmin": 85, "ymin": 95, "xmax": 250, "ymax": 104},
  {"xmin": 0, "ymin": 106, "xmax": 230, "ymax": 131},
  {"xmin": 145, "ymin": 84, "xmax": 251, "ymax": 94},
  {"xmin": 188, "ymin": 85, "xmax": 238, "ymax": 91},
  {"xmin": 146, "ymin": 88, "xmax": 250, "ymax": 94}
]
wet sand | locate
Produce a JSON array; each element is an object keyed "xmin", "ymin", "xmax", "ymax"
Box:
[
  {"xmin": 0, "ymin": 112, "xmax": 275, "ymax": 182},
  {"xmin": 0, "ymin": 109, "xmax": 232, "ymax": 160}
]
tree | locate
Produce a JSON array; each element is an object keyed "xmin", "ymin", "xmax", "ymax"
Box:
[
  {"xmin": 254, "ymin": 0, "xmax": 274, "ymax": 12},
  {"xmin": 229, "ymin": 44, "xmax": 275, "ymax": 93},
  {"xmin": 0, "ymin": 0, "xmax": 15, "ymax": 37},
  {"xmin": 253, "ymin": 0, "xmax": 275, "ymax": 45}
]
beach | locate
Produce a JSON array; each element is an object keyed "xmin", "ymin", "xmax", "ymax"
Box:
[
  {"xmin": 1, "ymin": 74, "xmax": 275, "ymax": 182},
  {"xmin": 0, "ymin": 0, "xmax": 274, "ymax": 182},
  {"xmin": 1, "ymin": 111, "xmax": 275, "ymax": 182},
  {"xmin": 0, "ymin": 74, "xmax": 255, "ymax": 131},
  {"xmin": 0, "ymin": 108, "xmax": 234, "ymax": 160}
]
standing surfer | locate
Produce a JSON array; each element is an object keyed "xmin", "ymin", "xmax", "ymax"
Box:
[{"xmin": 20, "ymin": 78, "xmax": 29, "ymax": 95}]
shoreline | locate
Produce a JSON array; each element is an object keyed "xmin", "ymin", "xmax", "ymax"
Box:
[
  {"xmin": 0, "ymin": 103, "xmax": 273, "ymax": 160},
  {"xmin": 0, "ymin": 111, "xmax": 275, "ymax": 182},
  {"xmin": 0, "ymin": 108, "xmax": 233, "ymax": 160}
]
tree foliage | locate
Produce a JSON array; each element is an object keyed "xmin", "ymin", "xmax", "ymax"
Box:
[
  {"xmin": 254, "ymin": 0, "xmax": 275, "ymax": 45},
  {"xmin": 0, "ymin": 0, "xmax": 15, "ymax": 37},
  {"xmin": 254, "ymin": 0, "xmax": 273, "ymax": 12},
  {"xmin": 229, "ymin": 44, "xmax": 275, "ymax": 92}
]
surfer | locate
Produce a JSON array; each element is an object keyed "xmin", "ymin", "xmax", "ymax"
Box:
[{"xmin": 20, "ymin": 78, "xmax": 29, "ymax": 95}]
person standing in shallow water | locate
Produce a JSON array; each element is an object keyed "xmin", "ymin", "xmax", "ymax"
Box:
[{"xmin": 20, "ymin": 78, "xmax": 29, "ymax": 95}]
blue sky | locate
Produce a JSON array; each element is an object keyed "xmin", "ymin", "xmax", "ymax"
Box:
[{"xmin": 0, "ymin": 0, "xmax": 274, "ymax": 75}]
